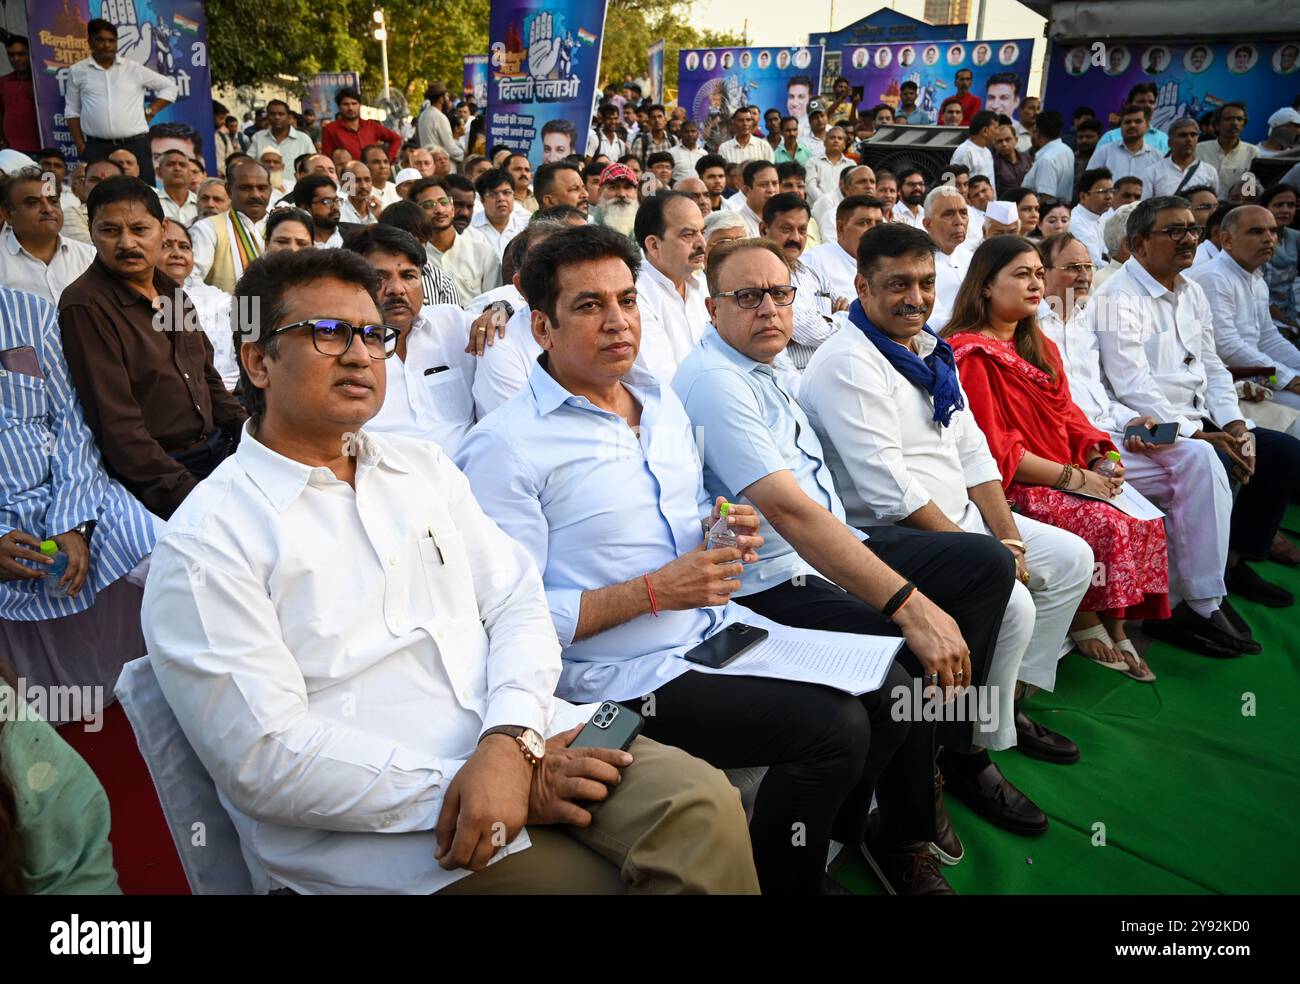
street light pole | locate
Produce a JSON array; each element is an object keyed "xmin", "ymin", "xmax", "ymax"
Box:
[{"xmin": 373, "ymin": 9, "xmax": 390, "ymax": 97}]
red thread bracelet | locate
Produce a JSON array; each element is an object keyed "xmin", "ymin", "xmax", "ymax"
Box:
[{"xmin": 643, "ymin": 573, "xmax": 660, "ymax": 617}]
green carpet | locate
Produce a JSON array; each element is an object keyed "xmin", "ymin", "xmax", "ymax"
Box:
[{"xmin": 837, "ymin": 505, "xmax": 1300, "ymax": 895}]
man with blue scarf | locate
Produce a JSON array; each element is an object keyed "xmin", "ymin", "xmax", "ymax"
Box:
[{"xmin": 800, "ymin": 223, "xmax": 1095, "ymax": 836}]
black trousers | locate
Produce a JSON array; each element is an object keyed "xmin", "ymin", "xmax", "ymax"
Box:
[
  {"xmin": 82, "ymin": 132, "xmax": 155, "ymax": 186},
  {"xmin": 1208, "ymin": 424, "xmax": 1300, "ymax": 558},
  {"xmin": 168, "ymin": 428, "xmax": 234, "ymax": 482}
]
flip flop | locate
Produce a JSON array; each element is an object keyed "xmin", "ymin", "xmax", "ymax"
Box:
[
  {"xmin": 1113, "ymin": 638, "xmax": 1157, "ymax": 683},
  {"xmin": 1071, "ymin": 623, "xmax": 1130, "ymax": 672}
]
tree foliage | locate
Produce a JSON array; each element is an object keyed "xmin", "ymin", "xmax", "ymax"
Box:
[{"xmin": 206, "ymin": 0, "xmax": 737, "ymax": 105}]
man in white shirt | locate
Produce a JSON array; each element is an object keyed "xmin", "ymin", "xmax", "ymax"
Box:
[
  {"xmin": 1022, "ymin": 111, "xmax": 1075, "ymax": 204},
  {"xmin": 587, "ymin": 103, "xmax": 627, "ymax": 160},
  {"xmin": 344, "ymin": 226, "xmax": 476, "ymax": 453},
  {"xmin": 1093, "ymin": 202, "xmax": 1139, "ymax": 289},
  {"xmin": 1196, "ymin": 103, "xmax": 1259, "ymax": 194},
  {"xmin": 64, "ymin": 18, "xmax": 177, "ymax": 187},
  {"xmin": 732, "ymin": 161, "xmax": 779, "ymax": 237},
  {"xmin": 717, "ymin": 108, "xmax": 774, "ymax": 166},
  {"xmin": 248, "ymin": 99, "xmax": 317, "ymax": 171},
  {"xmin": 362, "ymin": 144, "xmax": 402, "ymax": 209},
  {"xmin": 154, "ymin": 149, "xmax": 199, "ymax": 225},
  {"xmin": 1040, "ymin": 230, "xmax": 1247, "ymax": 659},
  {"xmin": 949, "ymin": 111, "xmax": 998, "ymax": 183},
  {"xmin": 1188, "ymin": 206, "xmax": 1300, "ymax": 413},
  {"xmin": 921, "ymin": 186, "xmax": 972, "ymax": 326},
  {"xmin": 891, "ymin": 168, "xmax": 928, "ymax": 229},
  {"xmin": 801, "ymin": 222, "xmax": 1093, "ymax": 759},
  {"xmin": 805, "ymin": 196, "xmax": 886, "ymax": 303},
  {"xmin": 1069, "ymin": 168, "xmax": 1115, "ymax": 269},
  {"xmin": 1152, "ymin": 117, "xmax": 1219, "ymax": 199},
  {"xmin": 339, "ymin": 161, "xmax": 381, "ymax": 225},
  {"xmin": 410, "ymin": 177, "xmax": 499, "ymax": 303},
  {"xmin": 631, "ymin": 192, "xmax": 710, "ymax": 380},
  {"xmin": 290, "ymin": 174, "xmax": 344, "ymax": 248},
  {"xmin": 806, "ymin": 126, "xmax": 854, "ymax": 205},
  {"xmin": 142, "ymin": 245, "xmax": 755, "ymax": 895},
  {"xmin": 471, "ymin": 168, "xmax": 529, "ymax": 261},
  {"xmin": 761, "ymin": 193, "xmax": 847, "ymax": 369},
  {"xmin": 61, "ymin": 159, "xmax": 123, "ymax": 244},
  {"xmin": 668, "ymin": 120, "xmax": 706, "ymax": 183},
  {"xmin": 416, "ymin": 83, "xmax": 464, "ymax": 166},
  {"xmin": 1087, "ymin": 104, "xmax": 1162, "ymax": 199},
  {"xmin": 1093, "ymin": 196, "xmax": 1300, "ymax": 608},
  {"xmin": 0, "ymin": 166, "xmax": 95, "ymax": 304},
  {"xmin": 813, "ymin": 164, "xmax": 876, "ymax": 235}
]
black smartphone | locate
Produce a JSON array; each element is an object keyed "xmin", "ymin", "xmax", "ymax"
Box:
[
  {"xmin": 1123, "ymin": 422, "xmax": 1178, "ymax": 445},
  {"xmin": 684, "ymin": 622, "xmax": 770, "ymax": 669},
  {"xmin": 570, "ymin": 701, "xmax": 643, "ymax": 751}
]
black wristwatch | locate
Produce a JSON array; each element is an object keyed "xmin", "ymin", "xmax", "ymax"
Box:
[{"xmin": 72, "ymin": 520, "xmax": 96, "ymax": 544}]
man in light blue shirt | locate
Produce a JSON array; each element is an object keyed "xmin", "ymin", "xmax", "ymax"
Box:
[
  {"xmin": 1022, "ymin": 110, "xmax": 1076, "ymax": 204},
  {"xmin": 456, "ymin": 224, "xmax": 931, "ymax": 895},
  {"xmin": 1087, "ymin": 104, "xmax": 1163, "ymax": 199},
  {"xmin": 674, "ymin": 237, "xmax": 1045, "ymax": 883},
  {"xmin": 1093, "ymin": 82, "xmax": 1170, "ymax": 154}
]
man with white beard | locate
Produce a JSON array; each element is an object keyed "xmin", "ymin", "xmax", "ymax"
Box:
[{"xmin": 590, "ymin": 162, "xmax": 640, "ymax": 238}]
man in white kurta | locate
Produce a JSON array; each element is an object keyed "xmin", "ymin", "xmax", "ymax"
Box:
[
  {"xmin": 799, "ymin": 228, "xmax": 1092, "ymax": 754},
  {"xmin": 633, "ymin": 194, "xmax": 711, "ymax": 382}
]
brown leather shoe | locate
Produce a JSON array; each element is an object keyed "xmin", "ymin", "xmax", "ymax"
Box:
[
  {"xmin": 1269, "ymin": 532, "xmax": 1300, "ymax": 567},
  {"xmin": 930, "ymin": 769, "xmax": 965, "ymax": 866},
  {"xmin": 861, "ymin": 814, "xmax": 956, "ymax": 895}
]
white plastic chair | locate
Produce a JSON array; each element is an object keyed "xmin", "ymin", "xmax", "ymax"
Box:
[{"xmin": 114, "ymin": 657, "xmax": 254, "ymax": 895}]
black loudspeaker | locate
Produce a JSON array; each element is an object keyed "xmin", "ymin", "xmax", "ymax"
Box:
[
  {"xmin": 1249, "ymin": 151, "xmax": 1300, "ymax": 190},
  {"xmin": 857, "ymin": 124, "xmax": 968, "ymax": 184}
]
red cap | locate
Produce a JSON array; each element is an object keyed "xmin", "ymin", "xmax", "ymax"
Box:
[{"xmin": 600, "ymin": 162, "xmax": 638, "ymax": 187}]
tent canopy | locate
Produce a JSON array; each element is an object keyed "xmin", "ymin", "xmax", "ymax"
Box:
[{"xmin": 1019, "ymin": 0, "xmax": 1298, "ymax": 40}]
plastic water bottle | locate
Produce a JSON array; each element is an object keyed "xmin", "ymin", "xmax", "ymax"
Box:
[
  {"xmin": 40, "ymin": 540, "xmax": 69, "ymax": 599},
  {"xmin": 1095, "ymin": 450, "xmax": 1123, "ymax": 478},
  {"xmin": 706, "ymin": 502, "xmax": 740, "ymax": 551}
]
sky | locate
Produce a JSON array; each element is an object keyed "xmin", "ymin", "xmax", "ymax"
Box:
[{"xmin": 685, "ymin": 0, "xmax": 1050, "ymax": 94}]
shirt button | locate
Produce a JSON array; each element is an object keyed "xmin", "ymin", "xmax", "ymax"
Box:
[
  {"xmin": 388, "ymin": 554, "xmax": 398, "ymax": 566},
  {"xmin": 183, "ymin": 372, "xmax": 190, "ymax": 379},
  {"xmin": 382, "ymin": 812, "xmax": 396, "ymax": 827}
]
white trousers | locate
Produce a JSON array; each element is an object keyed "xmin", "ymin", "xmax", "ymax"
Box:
[
  {"xmin": 1117, "ymin": 437, "xmax": 1232, "ymax": 606},
  {"xmin": 959, "ymin": 512, "xmax": 1094, "ymax": 750}
]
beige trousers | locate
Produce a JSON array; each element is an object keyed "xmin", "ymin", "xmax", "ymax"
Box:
[{"xmin": 438, "ymin": 736, "xmax": 760, "ymax": 894}]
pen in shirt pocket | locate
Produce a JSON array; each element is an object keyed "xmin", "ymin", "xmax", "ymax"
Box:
[
  {"xmin": 427, "ymin": 528, "xmax": 445, "ymax": 563},
  {"xmin": 424, "ymin": 365, "xmax": 450, "ymax": 376}
]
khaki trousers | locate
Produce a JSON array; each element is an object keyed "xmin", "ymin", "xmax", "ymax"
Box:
[{"xmin": 438, "ymin": 736, "xmax": 760, "ymax": 894}]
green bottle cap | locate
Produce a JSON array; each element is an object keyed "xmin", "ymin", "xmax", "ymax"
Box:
[
  {"xmin": 1106, "ymin": 451, "xmax": 1121, "ymax": 461},
  {"xmin": 719, "ymin": 502, "xmax": 731, "ymax": 517},
  {"xmin": 40, "ymin": 540, "xmax": 58, "ymax": 556},
  {"xmin": 1269, "ymin": 374, "xmax": 1278, "ymax": 385}
]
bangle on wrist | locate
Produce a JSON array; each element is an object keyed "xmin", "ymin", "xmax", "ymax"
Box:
[
  {"xmin": 882, "ymin": 581, "xmax": 917, "ymax": 620},
  {"xmin": 999, "ymin": 538, "xmax": 1027, "ymax": 554}
]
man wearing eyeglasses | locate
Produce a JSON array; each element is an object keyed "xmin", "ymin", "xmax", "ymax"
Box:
[
  {"xmin": 670, "ymin": 237, "xmax": 1021, "ymax": 891},
  {"xmin": 1070, "ymin": 168, "xmax": 1115, "ymax": 270},
  {"xmin": 411, "ymin": 176, "xmax": 500, "ymax": 302},
  {"xmin": 141, "ymin": 245, "xmax": 757, "ymax": 894},
  {"xmin": 59, "ymin": 176, "xmax": 246, "ymax": 520},
  {"xmin": 1094, "ymin": 196, "xmax": 1300, "ymax": 609},
  {"xmin": 290, "ymin": 174, "xmax": 344, "ymax": 248},
  {"xmin": 471, "ymin": 168, "xmax": 529, "ymax": 261}
]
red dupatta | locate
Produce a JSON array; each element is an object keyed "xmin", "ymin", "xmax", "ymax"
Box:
[{"xmin": 949, "ymin": 331, "xmax": 1116, "ymax": 490}]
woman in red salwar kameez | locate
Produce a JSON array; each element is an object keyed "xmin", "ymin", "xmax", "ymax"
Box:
[{"xmin": 941, "ymin": 235, "xmax": 1168, "ymax": 682}]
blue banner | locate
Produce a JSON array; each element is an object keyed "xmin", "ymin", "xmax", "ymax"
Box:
[
  {"xmin": 677, "ymin": 45, "xmax": 825, "ymax": 142},
  {"xmin": 26, "ymin": 0, "xmax": 214, "ymax": 172},
  {"xmin": 842, "ymin": 38, "xmax": 1035, "ymax": 125},
  {"xmin": 463, "ymin": 55, "xmax": 489, "ymax": 106},
  {"xmin": 648, "ymin": 40, "xmax": 665, "ymax": 106},
  {"xmin": 1045, "ymin": 40, "xmax": 1299, "ymax": 145},
  {"xmin": 486, "ymin": 0, "xmax": 608, "ymax": 167}
]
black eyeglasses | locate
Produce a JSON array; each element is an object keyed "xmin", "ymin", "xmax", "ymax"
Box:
[
  {"xmin": 264, "ymin": 318, "xmax": 400, "ymax": 359},
  {"xmin": 1153, "ymin": 225, "xmax": 1201, "ymax": 243},
  {"xmin": 713, "ymin": 285, "xmax": 797, "ymax": 309}
]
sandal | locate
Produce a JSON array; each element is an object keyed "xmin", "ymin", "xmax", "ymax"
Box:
[
  {"xmin": 1071, "ymin": 623, "xmax": 1130, "ymax": 672},
  {"xmin": 1113, "ymin": 638, "xmax": 1157, "ymax": 683}
]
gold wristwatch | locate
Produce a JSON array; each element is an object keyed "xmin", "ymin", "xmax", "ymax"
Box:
[{"xmin": 480, "ymin": 725, "xmax": 545, "ymax": 766}]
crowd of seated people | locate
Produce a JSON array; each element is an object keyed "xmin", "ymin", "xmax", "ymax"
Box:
[{"xmin": 4, "ymin": 49, "xmax": 1300, "ymax": 894}]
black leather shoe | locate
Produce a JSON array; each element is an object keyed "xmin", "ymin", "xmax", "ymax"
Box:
[
  {"xmin": 1227, "ymin": 562, "xmax": 1295, "ymax": 608},
  {"xmin": 940, "ymin": 759, "xmax": 1048, "ymax": 837},
  {"xmin": 1014, "ymin": 705, "xmax": 1081, "ymax": 764},
  {"xmin": 930, "ymin": 769, "xmax": 964, "ymax": 865},
  {"xmin": 1218, "ymin": 599, "xmax": 1257, "ymax": 640},
  {"xmin": 1144, "ymin": 602, "xmax": 1256, "ymax": 657}
]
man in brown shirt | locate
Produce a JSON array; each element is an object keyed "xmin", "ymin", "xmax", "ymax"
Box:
[{"xmin": 59, "ymin": 176, "xmax": 246, "ymax": 519}]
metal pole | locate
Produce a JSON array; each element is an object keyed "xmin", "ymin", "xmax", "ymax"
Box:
[
  {"xmin": 381, "ymin": 35, "xmax": 390, "ymax": 97},
  {"xmin": 975, "ymin": 0, "xmax": 987, "ymax": 41},
  {"xmin": 829, "ymin": 0, "xmax": 835, "ymax": 32}
]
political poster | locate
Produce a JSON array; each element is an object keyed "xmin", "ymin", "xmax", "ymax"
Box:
[
  {"xmin": 463, "ymin": 54, "xmax": 489, "ymax": 106},
  {"xmin": 677, "ymin": 45, "xmax": 825, "ymax": 147},
  {"xmin": 304, "ymin": 72, "xmax": 361, "ymax": 116},
  {"xmin": 648, "ymin": 40, "xmax": 665, "ymax": 105},
  {"xmin": 841, "ymin": 38, "xmax": 1035, "ymax": 125},
  {"xmin": 486, "ymin": 0, "xmax": 608, "ymax": 167},
  {"xmin": 1045, "ymin": 39, "xmax": 1300, "ymax": 144},
  {"xmin": 25, "ymin": 0, "xmax": 214, "ymax": 172}
]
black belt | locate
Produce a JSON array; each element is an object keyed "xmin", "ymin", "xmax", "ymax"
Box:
[{"xmin": 87, "ymin": 133, "xmax": 147, "ymax": 146}]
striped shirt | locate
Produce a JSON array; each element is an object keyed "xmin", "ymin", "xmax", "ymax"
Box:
[
  {"xmin": 0, "ymin": 288, "xmax": 155, "ymax": 621},
  {"xmin": 422, "ymin": 261, "xmax": 463, "ymax": 308}
]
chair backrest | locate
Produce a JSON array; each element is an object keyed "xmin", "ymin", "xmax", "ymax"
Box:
[{"xmin": 114, "ymin": 657, "xmax": 254, "ymax": 895}]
